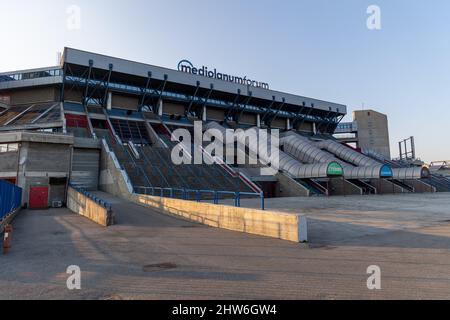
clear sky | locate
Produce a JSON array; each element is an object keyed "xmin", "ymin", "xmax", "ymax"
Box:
[{"xmin": 1, "ymin": 0, "xmax": 449, "ymax": 162}]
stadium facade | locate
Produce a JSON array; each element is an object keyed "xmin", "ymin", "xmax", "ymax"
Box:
[{"xmin": 0, "ymin": 48, "xmax": 448, "ymax": 209}]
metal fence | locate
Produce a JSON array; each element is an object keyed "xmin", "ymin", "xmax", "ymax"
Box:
[
  {"xmin": 134, "ymin": 186, "xmax": 265, "ymax": 210},
  {"xmin": 0, "ymin": 180, "xmax": 22, "ymax": 221}
]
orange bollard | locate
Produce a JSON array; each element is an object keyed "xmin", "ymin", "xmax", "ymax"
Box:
[{"xmin": 3, "ymin": 225, "xmax": 12, "ymax": 255}]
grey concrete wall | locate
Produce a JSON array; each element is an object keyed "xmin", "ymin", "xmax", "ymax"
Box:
[
  {"xmin": 369, "ymin": 179, "xmax": 407, "ymax": 194},
  {"xmin": 145, "ymin": 122, "xmax": 165, "ymax": 147},
  {"xmin": 98, "ymin": 141, "xmax": 134, "ymax": 198},
  {"xmin": 329, "ymin": 178, "xmax": 363, "ymax": 196},
  {"xmin": 354, "ymin": 110, "xmax": 391, "ymax": 158},
  {"xmin": 405, "ymin": 179, "xmax": 436, "ymax": 193},
  {"xmin": 0, "ymin": 132, "xmax": 74, "ymax": 206},
  {"xmin": 67, "ymin": 187, "xmax": 114, "ymax": 226},
  {"xmin": 17, "ymin": 141, "xmax": 71, "ymax": 206},
  {"xmin": 132, "ymin": 193, "xmax": 307, "ymax": 243},
  {"xmin": 26, "ymin": 142, "xmax": 71, "ymax": 172},
  {"xmin": 275, "ymin": 172, "xmax": 310, "ymax": 197},
  {"xmin": 0, "ymin": 151, "xmax": 18, "ymax": 173}
]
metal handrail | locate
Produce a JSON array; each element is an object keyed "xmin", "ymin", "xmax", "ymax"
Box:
[
  {"xmin": 138, "ymin": 146, "xmax": 171, "ymax": 188},
  {"xmin": 69, "ymin": 183, "xmax": 112, "ymax": 211},
  {"xmin": 134, "ymin": 186, "xmax": 265, "ymax": 210}
]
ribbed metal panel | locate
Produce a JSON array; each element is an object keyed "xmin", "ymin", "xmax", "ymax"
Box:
[
  {"xmin": 316, "ymin": 139, "xmax": 380, "ymax": 167},
  {"xmin": 279, "ymin": 152, "xmax": 330, "ymax": 178},
  {"xmin": 393, "ymin": 167, "xmax": 429, "ymax": 180},
  {"xmin": 282, "ymin": 135, "xmax": 337, "ymax": 164},
  {"xmin": 281, "ymin": 132, "xmax": 391, "ymax": 179},
  {"xmin": 204, "ymin": 122, "xmax": 337, "ymax": 179}
]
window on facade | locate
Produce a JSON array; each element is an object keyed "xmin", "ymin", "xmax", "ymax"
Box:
[{"xmin": 0, "ymin": 143, "xmax": 19, "ymax": 153}]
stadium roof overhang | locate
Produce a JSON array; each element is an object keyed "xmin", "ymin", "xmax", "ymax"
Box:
[{"xmin": 62, "ymin": 47, "xmax": 347, "ymax": 118}]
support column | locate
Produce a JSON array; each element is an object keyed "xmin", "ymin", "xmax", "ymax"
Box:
[
  {"xmin": 158, "ymin": 99, "xmax": 163, "ymax": 116},
  {"xmin": 313, "ymin": 122, "xmax": 317, "ymax": 135},
  {"xmin": 202, "ymin": 106, "xmax": 207, "ymax": 121},
  {"xmin": 257, "ymin": 114, "xmax": 261, "ymax": 128},
  {"xmin": 286, "ymin": 118, "xmax": 291, "ymax": 130},
  {"xmin": 107, "ymin": 92, "xmax": 112, "ymax": 110}
]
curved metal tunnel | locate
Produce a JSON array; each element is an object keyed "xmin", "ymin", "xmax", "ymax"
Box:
[
  {"xmin": 203, "ymin": 122, "xmax": 343, "ymax": 179},
  {"xmin": 393, "ymin": 167, "xmax": 430, "ymax": 180},
  {"xmin": 281, "ymin": 132, "xmax": 391, "ymax": 179},
  {"xmin": 315, "ymin": 139, "xmax": 381, "ymax": 167},
  {"xmin": 204, "ymin": 122, "xmax": 428, "ymax": 184},
  {"xmin": 315, "ymin": 138, "xmax": 427, "ymax": 180}
]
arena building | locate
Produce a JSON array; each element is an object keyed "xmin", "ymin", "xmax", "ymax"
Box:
[{"xmin": 0, "ymin": 48, "xmax": 448, "ymax": 209}]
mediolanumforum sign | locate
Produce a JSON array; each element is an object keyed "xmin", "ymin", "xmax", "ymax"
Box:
[{"xmin": 178, "ymin": 60, "xmax": 270, "ymax": 90}]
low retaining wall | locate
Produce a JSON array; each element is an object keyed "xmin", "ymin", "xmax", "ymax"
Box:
[
  {"xmin": 130, "ymin": 193, "xmax": 308, "ymax": 243},
  {"xmin": 329, "ymin": 178, "xmax": 363, "ymax": 196},
  {"xmin": 406, "ymin": 179, "xmax": 436, "ymax": 193},
  {"xmin": 276, "ymin": 173, "xmax": 310, "ymax": 197},
  {"xmin": 369, "ymin": 179, "xmax": 407, "ymax": 194},
  {"xmin": 67, "ymin": 187, "xmax": 114, "ymax": 226}
]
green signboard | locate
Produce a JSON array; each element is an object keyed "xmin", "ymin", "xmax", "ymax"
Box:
[{"xmin": 327, "ymin": 162, "xmax": 344, "ymax": 177}]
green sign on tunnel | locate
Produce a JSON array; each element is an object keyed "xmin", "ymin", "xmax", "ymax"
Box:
[{"xmin": 327, "ymin": 162, "xmax": 344, "ymax": 177}]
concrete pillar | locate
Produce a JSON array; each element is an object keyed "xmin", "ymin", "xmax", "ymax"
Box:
[
  {"xmin": 107, "ymin": 92, "xmax": 112, "ymax": 110},
  {"xmin": 158, "ymin": 99, "xmax": 163, "ymax": 116},
  {"xmin": 202, "ymin": 106, "xmax": 207, "ymax": 121},
  {"xmin": 286, "ymin": 118, "xmax": 291, "ymax": 130},
  {"xmin": 257, "ymin": 114, "xmax": 261, "ymax": 128},
  {"xmin": 16, "ymin": 142, "xmax": 28, "ymax": 205},
  {"xmin": 313, "ymin": 122, "xmax": 317, "ymax": 135}
]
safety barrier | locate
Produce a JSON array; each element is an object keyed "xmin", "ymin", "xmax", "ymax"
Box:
[
  {"xmin": 134, "ymin": 186, "xmax": 265, "ymax": 210},
  {"xmin": 0, "ymin": 180, "xmax": 22, "ymax": 222},
  {"xmin": 67, "ymin": 183, "xmax": 114, "ymax": 226},
  {"xmin": 68, "ymin": 183, "xmax": 112, "ymax": 211},
  {"xmin": 131, "ymin": 193, "xmax": 306, "ymax": 243}
]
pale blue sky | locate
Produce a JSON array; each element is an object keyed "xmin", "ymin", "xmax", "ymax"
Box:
[{"xmin": 1, "ymin": 0, "xmax": 449, "ymax": 162}]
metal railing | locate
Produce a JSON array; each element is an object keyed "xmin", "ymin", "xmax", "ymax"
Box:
[
  {"xmin": 134, "ymin": 186, "xmax": 265, "ymax": 210},
  {"xmin": 69, "ymin": 183, "xmax": 112, "ymax": 211},
  {"xmin": 0, "ymin": 180, "xmax": 22, "ymax": 221}
]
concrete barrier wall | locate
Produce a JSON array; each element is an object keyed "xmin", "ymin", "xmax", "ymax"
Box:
[
  {"xmin": 329, "ymin": 178, "xmax": 363, "ymax": 196},
  {"xmin": 130, "ymin": 193, "xmax": 307, "ymax": 243},
  {"xmin": 276, "ymin": 173, "xmax": 310, "ymax": 197},
  {"xmin": 369, "ymin": 179, "xmax": 407, "ymax": 194},
  {"xmin": 99, "ymin": 140, "xmax": 134, "ymax": 198},
  {"xmin": 406, "ymin": 179, "xmax": 436, "ymax": 193},
  {"xmin": 67, "ymin": 187, "xmax": 114, "ymax": 226}
]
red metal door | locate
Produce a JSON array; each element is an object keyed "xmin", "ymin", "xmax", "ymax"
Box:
[{"xmin": 29, "ymin": 186, "xmax": 49, "ymax": 209}]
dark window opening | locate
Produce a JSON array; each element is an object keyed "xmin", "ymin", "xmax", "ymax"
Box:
[{"xmin": 49, "ymin": 177, "xmax": 67, "ymax": 185}]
